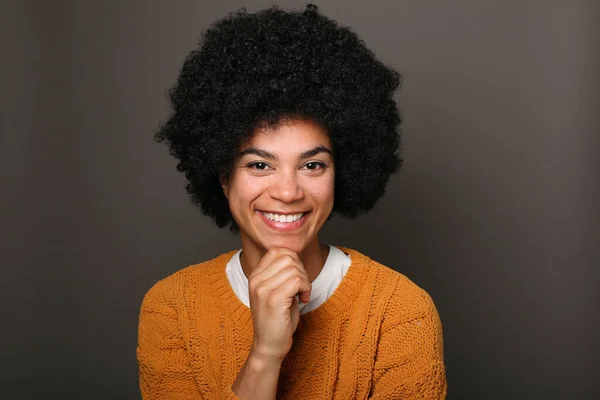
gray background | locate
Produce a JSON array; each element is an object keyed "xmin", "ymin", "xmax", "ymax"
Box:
[{"xmin": 2, "ymin": 0, "xmax": 599, "ymax": 399}]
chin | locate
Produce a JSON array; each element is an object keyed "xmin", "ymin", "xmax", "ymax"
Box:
[{"xmin": 261, "ymin": 237, "xmax": 308, "ymax": 254}]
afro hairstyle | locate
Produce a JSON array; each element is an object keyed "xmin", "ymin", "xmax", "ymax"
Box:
[{"xmin": 155, "ymin": 4, "xmax": 403, "ymax": 233}]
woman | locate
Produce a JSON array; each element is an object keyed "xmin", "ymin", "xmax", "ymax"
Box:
[{"xmin": 138, "ymin": 5, "xmax": 446, "ymax": 399}]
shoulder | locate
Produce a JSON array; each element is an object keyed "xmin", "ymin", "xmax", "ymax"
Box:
[
  {"xmin": 140, "ymin": 250, "xmax": 237, "ymax": 311},
  {"xmin": 339, "ymin": 246, "xmax": 442, "ymax": 329}
]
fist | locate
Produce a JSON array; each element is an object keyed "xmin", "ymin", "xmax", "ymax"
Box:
[{"xmin": 247, "ymin": 248, "xmax": 312, "ymax": 362}]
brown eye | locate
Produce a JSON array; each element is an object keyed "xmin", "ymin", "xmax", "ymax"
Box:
[
  {"xmin": 303, "ymin": 161, "xmax": 325, "ymax": 170},
  {"xmin": 247, "ymin": 162, "xmax": 270, "ymax": 170}
]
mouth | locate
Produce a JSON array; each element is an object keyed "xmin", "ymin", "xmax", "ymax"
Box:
[
  {"xmin": 257, "ymin": 210, "xmax": 310, "ymax": 231},
  {"xmin": 259, "ymin": 211, "xmax": 306, "ymax": 223}
]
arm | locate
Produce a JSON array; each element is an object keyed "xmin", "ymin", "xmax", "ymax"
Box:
[
  {"xmin": 369, "ymin": 290, "xmax": 447, "ymax": 399},
  {"xmin": 231, "ymin": 248, "xmax": 312, "ymax": 400},
  {"xmin": 137, "ymin": 277, "xmax": 240, "ymax": 400},
  {"xmin": 231, "ymin": 351, "xmax": 281, "ymax": 399}
]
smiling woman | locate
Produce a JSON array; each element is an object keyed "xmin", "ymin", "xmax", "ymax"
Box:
[
  {"xmin": 138, "ymin": 4, "xmax": 446, "ymax": 400},
  {"xmin": 222, "ymin": 120, "xmax": 335, "ymax": 282}
]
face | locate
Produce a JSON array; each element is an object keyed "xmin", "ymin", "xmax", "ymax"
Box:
[{"xmin": 221, "ymin": 119, "xmax": 335, "ymax": 255}]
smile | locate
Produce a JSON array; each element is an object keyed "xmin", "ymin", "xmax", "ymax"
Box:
[{"xmin": 260, "ymin": 211, "xmax": 305, "ymax": 223}]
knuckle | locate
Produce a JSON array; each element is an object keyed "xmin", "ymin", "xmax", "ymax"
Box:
[
  {"xmin": 254, "ymin": 284, "xmax": 268, "ymax": 298},
  {"xmin": 248, "ymin": 276, "xmax": 259, "ymax": 289},
  {"xmin": 269, "ymin": 247, "xmax": 285, "ymax": 256},
  {"xmin": 285, "ymin": 264, "xmax": 298, "ymax": 274},
  {"xmin": 248, "ymin": 281, "xmax": 257, "ymax": 292},
  {"xmin": 273, "ymin": 247, "xmax": 293, "ymax": 256},
  {"xmin": 266, "ymin": 297, "xmax": 279, "ymax": 309}
]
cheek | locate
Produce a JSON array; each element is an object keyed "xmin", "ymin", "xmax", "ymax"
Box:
[
  {"xmin": 229, "ymin": 177, "xmax": 270, "ymax": 206},
  {"xmin": 309, "ymin": 176, "xmax": 335, "ymax": 205}
]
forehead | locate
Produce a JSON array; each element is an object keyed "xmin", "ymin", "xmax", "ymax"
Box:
[{"xmin": 241, "ymin": 119, "xmax": 331, "ymax": 150}]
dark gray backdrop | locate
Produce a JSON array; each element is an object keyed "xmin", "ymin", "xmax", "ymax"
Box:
[{"xmin": 2, "ymin": 0, "xmax": 599, "ymax": 399}]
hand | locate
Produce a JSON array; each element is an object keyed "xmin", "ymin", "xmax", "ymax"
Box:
[{"xmin": 247, "ymin": 247, "xmax": 312, "ymax": 363}]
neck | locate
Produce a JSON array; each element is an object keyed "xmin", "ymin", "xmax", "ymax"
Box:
[{"xmin": 239, "ymin": 237, "xmax": 329, "ymax": 283}]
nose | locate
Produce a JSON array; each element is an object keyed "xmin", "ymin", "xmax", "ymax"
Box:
[{"xmin": 268, "ymin": 171, "xmax": 305, "ymax": 203}]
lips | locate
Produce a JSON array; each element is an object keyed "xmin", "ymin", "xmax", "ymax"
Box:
[
  {"xmin": 260, "ymin": 211, "xmax": 305, "ymax": 223},
  {"xmin": 257, "ymin": 210, "xmax": 310, "ymax": 231}
]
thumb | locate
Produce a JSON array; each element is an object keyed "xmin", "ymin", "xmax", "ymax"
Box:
[{"xmin": 290, "ymin": 295, "xmax": 300, "ymax": 332}]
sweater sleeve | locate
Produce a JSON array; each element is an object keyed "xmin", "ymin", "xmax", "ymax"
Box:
[
  {"xmin": 137, "ymin": 276, "xmax": 241, "ymax": 400},
  {"xmin": 368, "ymin": 288, "xmax": 447, "ymax": 399}
]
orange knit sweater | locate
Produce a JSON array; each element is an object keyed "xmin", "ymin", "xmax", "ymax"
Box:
[{"xmin": 137, "ymin": 247, "xmax": 446, "ymax": 399}]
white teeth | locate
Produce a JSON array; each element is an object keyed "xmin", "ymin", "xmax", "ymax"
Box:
[{"xmin": 262, "ymin": 212, "xmax": 305, "ymax": 223}]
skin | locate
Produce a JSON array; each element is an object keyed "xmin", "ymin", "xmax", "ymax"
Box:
[{"xmin": 220, "ymin": 119, "xmax": 335, "ymax": 399}]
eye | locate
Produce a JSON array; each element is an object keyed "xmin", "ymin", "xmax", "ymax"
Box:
[
  {"xmin": 247, "ymin": 161, "xmax": 271, "ymax": 170},
  {"xmin": 302, "ymin": 161, "xmax": 326, "ymax": 170}
]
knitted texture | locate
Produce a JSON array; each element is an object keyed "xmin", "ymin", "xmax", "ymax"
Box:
[{"xmin": 137, "ymin": 247, "xmax": 446, "ymax": 399}]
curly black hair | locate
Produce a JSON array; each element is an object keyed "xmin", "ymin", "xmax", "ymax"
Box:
[{"xmin": 155, "ymin": 4, "xmax": 402, "ymax": 232}]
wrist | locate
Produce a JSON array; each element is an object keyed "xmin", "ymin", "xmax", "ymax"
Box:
[
  {"xmin": 232, "ymin": 348, "xmax": 282, "ymax": 399},
  {"xmin": 249, "ymin": 346, "xmax": 285, "ymax": 370}
]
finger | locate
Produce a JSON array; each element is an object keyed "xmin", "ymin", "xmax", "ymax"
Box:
[
  {"xmin": 268, "ymin": 275, "xmax": 312, "ymax": 307},
  {"xmin": 254, "ymin": 266, "xmax": 310, "ymax": 295},
  {"xmin": 250, "ymin": 259, "xmax": 309, "ymax": 299},
  {"xmin": 267, "ymin": 254, "xmax": 310, "ymax": 301},
  {"xmin": 249, "ymin": 247, "xmax": 299, "ymax": 280},
  {"xmin": 290, "ymin": 295, "xmax": 300, "ymax": 329},
  {"xmin": 250, "ymin": 252, "xmax": 307, "ymax": 287},
  {"xmin": 298, "ymin": 290, "xmax": 311, "ymax": 304},
  {"xmin": 256, "ymin": 253, "xmax": 300, "ymax": 278}
]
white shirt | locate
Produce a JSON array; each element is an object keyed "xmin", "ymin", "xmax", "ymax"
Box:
[{"xmin": 225, "ymin": 245, "xmax": 352, "ymax": 314}]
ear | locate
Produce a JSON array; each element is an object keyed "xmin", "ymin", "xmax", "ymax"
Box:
[{"xmin": 219, "ymin": 174, "xmax": 229, "ymax": 199}]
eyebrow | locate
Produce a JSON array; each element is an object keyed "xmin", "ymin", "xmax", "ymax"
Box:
[{"xmin": 238, "ymin": 146, "xmax": 332, "ymax": 161}]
